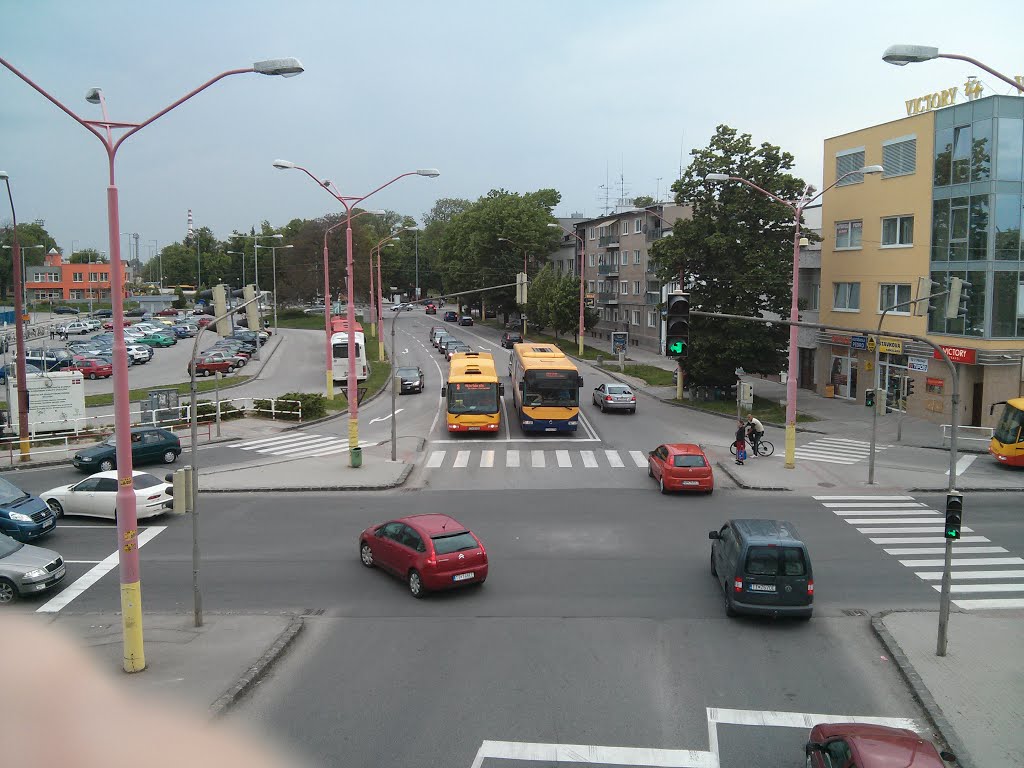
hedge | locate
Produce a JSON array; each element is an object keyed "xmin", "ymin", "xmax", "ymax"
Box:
[{"xmin": 253, "ymin": 392, "xmax": 326, "ymax": 421}]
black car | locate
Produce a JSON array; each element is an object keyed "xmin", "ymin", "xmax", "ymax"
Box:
[
  {"xmin": 444, "ymin": 311, "xmax": 458, "ymax": 322},
  {"xmin": 92, "ymin": 309, "xmax": 113, "ymax": 318},
  {"xmin": 501, "ymin": 332, "xmax": 523, "ymax": 348},
  {"xmin": 71, "ymin": 427, "xmax": 181, "ymax": 473},
  {"xmin": 125, "ymin": 308, "xmax": 146, "ymax": 317},
  {"xmin": 459, "ymin": 315, "xmax": 474, "ymax": 326},
  {"xmin": 396, "ymin": 366, "xmax": 425, "ymax": 394},
  {"xmin": 53, "ymin": 306, "xmax": 80, "ymax": 315}
]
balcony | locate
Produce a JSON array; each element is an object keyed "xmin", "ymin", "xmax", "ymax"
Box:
[
  {"xmin": 599, "ymin": 235, "xmax": 620, "ymax": 248},
  {"xmin": 646, "ymin": 227, "xmax": 669, "ymax": 242},
  {"xmin": 598, "ymin": 263, "xmax": 619, "ymax": 276},
  {"xmin": 597, "ymin": 292, "xmax": 619, "ymax": 304},
  {"xmin": 644, "ymin": 292, "xmax": 660, "ymax": 306}
]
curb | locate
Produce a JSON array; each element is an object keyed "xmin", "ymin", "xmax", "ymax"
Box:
[
  {"xmin": 909, "ymin": 486, "xmax": 1024, "ymax": 493},
  {"xmin": 278, "ymin": 357, "xmax": 397, "ymax": 432},
  {"xmin": 209, "ymin": 615, "xmax": 304, "ymax": 718},
  {"xmin": 869, "ymin": 611, "xmax": 975, "ymax": 768},
  {"xmin": 200, "ymin": 462, "xmax": 414, "ymax": 494},
  {"xmin": 715, "ymin": 460, "xmax": 792, "ymax": 492}
]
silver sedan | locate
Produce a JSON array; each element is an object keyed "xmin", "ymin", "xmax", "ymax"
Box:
[
  {"xmin": 592, "ymin": 383, "xmax": 637, "ymax": 413},
  {"xmin": 0, "ymin": 533, "xmax": 66, "ymax": 604}
]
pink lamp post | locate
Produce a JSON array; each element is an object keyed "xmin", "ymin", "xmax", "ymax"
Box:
[
  {"xmin": 1, "ymin": 55, "xmax": 303, "ymax": 672},
  {"xmin": 273, "ymin": 161, "xmax": 439, "ymax": 465},
  {"xmin": 0, "ymin": 171, "xmax": 31, "ymax": 461},
  {"xmin": 547, "ymin": 223, "xmax": 586, "ymax": 356},
  {"xmin": 704, "ymin": 165, "xmax": 883, "ymax": 469},
  {"xmin": 882, "ymin": 45, "xmax": 1024, "ymax": 93}
]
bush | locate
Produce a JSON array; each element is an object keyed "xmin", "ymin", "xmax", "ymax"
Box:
[
  {"xmin": 196, "ymin": 398, "xmax": 244, "ymax": 421},
  {"xmin": 253, "ymin": 392, "xmax": 326, "ymax": 421}
]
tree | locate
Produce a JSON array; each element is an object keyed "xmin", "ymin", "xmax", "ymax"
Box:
[
  {"xmin": 525, "ymin": 264, "xmax": 556, "ymax": 330},
  {"xmin": 632, "ymin": 195, "xmax": 655, "ymax": 208},
  {"xmin": 0, "ymin": 220, "xmax": 56, "ymax": 301},
  {"xmin": 70, "ymin": 248, "xmax": 105, "ymax": 264},
  {"xmin": 650, "ymin": 124, "xmax": 810, "ymax": 385},
  {"xmin": 548, "ymin": 273, "xmax": 583, "ymax": 339}
]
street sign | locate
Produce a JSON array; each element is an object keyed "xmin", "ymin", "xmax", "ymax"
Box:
[
  {"xmin": 850, "ymin": 335, "xmax": 868, "ymax": 350},
  {"xmin": 866, "ymin": 336, "xmax": 876, "ymax": 352}
]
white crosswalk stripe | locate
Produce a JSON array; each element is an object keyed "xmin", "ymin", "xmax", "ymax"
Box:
[
  {"xmin": 629, "ymin": 451, "xmax": 647, "ymax": 468},
  {"xmin": 581, "ymin": 450, "xmax": 598, "ymax": 468},
  {"xmin": 556, "ymin": 450, "xmax": 571, "ymax": 468},
  {"xmin": 420, "ymin": 447, "xmax": 660, "ymax": 472},
  {"xmin": 796, "ymin": 438, "xmax": 890, "ymax": 465},
  {"xmin": 606, "ymin": 450, "xmax": 624, "ymax": 468},
  {"xmin": 816, "ymin": 494, "xmax": 1024, "ymax": 611},
  {"xmin": 506, "ymin": 450, "xmax": 520, "ymax": 468},
  {"xmin": 232, "ymin": 432, "xmax": 354, "ymax": 457}
]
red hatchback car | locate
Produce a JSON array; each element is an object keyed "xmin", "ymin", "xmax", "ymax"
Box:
[
  {"xmin": 806, "ymin": 722, "xmax": 955, "ymax": 767},
  {"xmin": 648, "ymin": 443, "xmax": 714, "ymax": 494},
  {"xmin": 71, "ymin": 356, "xmax": 113, "ymax": 379},
  {"xmin": 359, "ymin": 514, "xmax": 488, "ymax": 598}
]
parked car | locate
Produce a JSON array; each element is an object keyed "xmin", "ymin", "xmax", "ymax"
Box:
[
  {"xmin": 57, "ymin": 320, "xmax": 92, "ymax": 335},
  {"xmin": 102, "ymin": 319, "xmax": 132, "ymax": 329},
  {"xmin": 709, "ymin": 518, "xmax": 813, "ymax": 619},
  {"xmin": 396, "ymin": 366, "xmax": 425, "ymax": 394},
  {"xmin": 0, "ymin": 363, "xmax": 42, "ymax": 384},
  {"xmin": 125, "ymin": 307, "xmax": 146, "ymax": 317},
  {"xmin": 81, "ymin": 319, "xmax": 101, "ymax": 331},
  {"xmin": 138, "ymin": 333, "xmax": 176, "ymax": 348},
  {"xmin": 444, "ymin": 311, "xmax": 458, "ymax": 322},
  {"xmin": 24, "ymin": 348, "xmax": 75, "ymax": 372},
  {"xmin": 359, "ymin": 514, "xmax": 487, "ymax": 598},
  {"xmin": 805, "ymin": 723, "xmax": 956, "ymax": 767},
  {"xmin": 170, "ymin": 324, "xmax": 194, "ymax": 338},
  {"xmin": 592, "ymin": 383, "xmax": 636, "ymax": 413},
  {"xmin": 648, "ymin": 443, "xmax": 713, "ymax": 493},
  {"xmin": 156, "ymin": 308, "xmax": 179, "ymax": 317},
  {"xmin": 200, "ymin": 349, "xmax": 246, "ymax": 367},
  {"xmin": 445, "ymin": 342, "xmax": 471, "ymax": 361},
  {"xmin": 189, "ymin": 356, "xmax": 236, "ymax": 377},
  {"xmin": 196, "ymin": 316, "xmax": 215, "ymax": 327},
  {"xmin": 42, "ymin": 470, "xmax": 171, "ymax": 521},
  {"xmin": 92, "ymin": 309, "xmax": 113, "ymax": 318},
  {"xmin": 0, "ymin": 533, "xmax": 65, "ymax": 604},
  {"xmin": 459, "ymin": 315, "xmax": 474, "ymax": 326},
  {"xmin": 500, "ymin": 331, "xmax": 523, "ymax": 348},
  {"xmin": 0, "ymin": 477, "xmax": 56, "ymax": 543},
  {"xmin": 303, "ymin": 304, "xmax": 326, "ymax": 315},
  {"xmin": 53, "ymin": 306, "xmax": 80, "ymax": 315},
  {"xmin": 71, "ymin": 427, "xmax": 181, "ymax": 473},
  {"xmin": 126, "ymin": 344, "xmax": 153, "ymax": 364},
  {"xmin": 71, "ymin": 357, "xmax": 113, "ymax": 380}
]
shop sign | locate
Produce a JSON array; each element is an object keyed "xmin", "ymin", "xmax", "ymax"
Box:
[
  {"xmin": 878, "ymin": 338, "xmax": 903, "ymax": 354},
  {"xmin": 850, "ymin": 335, "xmax": 868, "ymax": 350},
  {"xmin": 933, "ymin": 345, "xmax": 976, "ymax": 364},
  {"xmin": 908, "ymin": 356, "xmax": 930, "ymax": 372},
  {"xmin": 830, "ymin": 334, "xmax": 852, "ymax": 345}
]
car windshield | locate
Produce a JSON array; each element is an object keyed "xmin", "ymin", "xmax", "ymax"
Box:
[
  {"xmin": 397, "ymin": 367, "xmax": 420, "ymax": 378},
  {"xmin": 447, "ymin": 382, "xmax": 499, "ymax": 415},
  {"xmin": 134, "ymin": 474, "xmax": 164, "ymax": 490},
  {"xmin": 523, "ymin": 370, "xmax": 579, "ymax": 407},
  {"xmin": 0, "ymin": 533, "xmax": 25, "ymax": 557},
  {"xmin": 0, "ymin": 476, "xmax": 30, "ymax": 505},
  {"xmin": 993, "ymin": 403, "xmax": 1024, "ymax": 445},
  {"xmin": 606, "ymin": 385, "xmax": 631, "ymax": 395},
  {"xmin": 332, "ymin": 343, "xmax": 363, "ymax": 359},
  {"xmin": 744, "ymin": 546, "xmax": 806, "ymax": 577},
  {"xmin": 103, "ymin": 435, "xmax": 118, "ymax": 446},
  {"xmin": 431, "ymin": 531, "xmax": 478, "ymax": 554},
  {"xmin": 672, "ymin": 454, "xmax": 706, "ymax": 468}
]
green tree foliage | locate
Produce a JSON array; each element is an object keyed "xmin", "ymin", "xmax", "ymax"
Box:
[
  {"xmin": 650, "ymin": 124, "xmax": 810, "ymax": 385},
  {"xmin": 70, "ymin": 248, "xmax": 106, "ymax": 264},
  {"xmin": 419, "ymin": 198, "xmax": 471, "ymax": 299},
  {"xmin": 632, "ymin": 195, "xmax": 655, "ymax": 207},
  {"xmin": 0, "ymin": 221, "xmax": 56, "ymax": 300},
  {"xmin": 525, "ymin": 264, "xmax": 556, "ymax": 330}
]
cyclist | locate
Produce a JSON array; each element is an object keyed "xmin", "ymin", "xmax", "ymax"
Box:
[{"xmin": 746, "ymin": 414, "xmax": 765, "ymax": 456}]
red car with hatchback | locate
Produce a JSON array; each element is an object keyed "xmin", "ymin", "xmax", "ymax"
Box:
[
  {"xmin": 359, "ymin": 514, "xmax": 487, "ymax": 598},
  {"xmin": 102, "ymin": 319, "xmax": 132, "ymax": 329},
  {"xmin": 806, "ymin": 722, "xmax": 955, "ymax": 767},
  {"xmin": 71, "ymin": 357, "xmax": 113, "ymax": 380},
  {"xmin": 648, "ymin": 443, "xmax": 714, "ymax": 494},
  {"xmin": 155, "ymin": 308, "xmax": 179, "ymax": 317}
]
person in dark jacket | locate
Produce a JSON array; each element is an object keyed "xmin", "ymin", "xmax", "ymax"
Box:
[{"xmin": 734, "ymin": 421, "xmax": 747, "ymax": 465}]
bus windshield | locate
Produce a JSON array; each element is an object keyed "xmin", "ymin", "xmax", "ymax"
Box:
[
  {"xmin": 447, "ymin": 382, "xmax": 499, "ymax": 415},
  {"xmin": 993, "ymin": 403, "xmax": 1024, "ymax": 445},
  {"xmin": 523, "ymin": 370, "xmax": 579, "ymax": 407},
  {"xmin": 333, "ymin": 343, "xmax": 362, "ymax": 359}
]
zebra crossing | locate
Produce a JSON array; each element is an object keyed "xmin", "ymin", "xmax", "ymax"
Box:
[
  {"xmin": 425, "ymin": 448, "xmax": 650, "ymax": 471},
  {"xmin": 815, "ymin": 494, "xmax": 1024, "ymax": 611},
  {"xmin": 795, "ymin": 437, "xmax": 889, "ymax": 465},
  {"xmin": 232, "ymin": 432, "xmax": 373, "ymax": 458}
]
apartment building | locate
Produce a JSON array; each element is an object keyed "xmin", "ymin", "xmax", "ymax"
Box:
[
  {"xmin": 574, "ymin": 204, "xmax": 690, "ymax": 354},
  {"xmin": 818, "ymin": 93, "xmax": 1024, "ymax": 427},
  {"xmin": 550, "ymin": 216, "xmax": 585, "ymax": 276}
]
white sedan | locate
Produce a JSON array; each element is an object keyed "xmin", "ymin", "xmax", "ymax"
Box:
[{"xmin": 41, "ymin": 471, "xmax": 170, "ymax": 521}]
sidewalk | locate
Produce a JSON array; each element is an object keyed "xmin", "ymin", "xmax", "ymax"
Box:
[{"xmin": 872, "ymin": 610, "xmax": 1024, "ymax": 768}]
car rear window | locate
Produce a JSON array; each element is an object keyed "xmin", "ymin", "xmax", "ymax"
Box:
[
  {"xmin": 744, "ymin": 546, "xmax": 806, "ymax": 577},
  {"xmin": 431, "ymin": 531, "xmax": 478, "ymax": 554},
  {"xmin": 133, "ymin": 474, "xmax": 164, "ymax": 490},
  {"xmin": 672, "ymin": 454, "xmax": 707, "ymax": 468}
]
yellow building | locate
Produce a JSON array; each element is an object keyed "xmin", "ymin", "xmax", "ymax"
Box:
[{"xmin": 819, "ymin": 94, "xmax": 1024, "ymax": 427}]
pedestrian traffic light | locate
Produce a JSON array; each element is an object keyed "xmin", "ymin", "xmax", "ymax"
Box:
[
  {"xmin": 905, "ymin": 378, "xmax": 915, "ymax": 397},
  {"xmin": 944, "ymin": 491, "xmax": 963, "ymax": 540},
  {"xmin": 665, "ymin": 292, "xmax": 690, "ymax": 358},
  {"xmin": 865, "ymin": 389, "xmax": 875, "ymax": 408}
]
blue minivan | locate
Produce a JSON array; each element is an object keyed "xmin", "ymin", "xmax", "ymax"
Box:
[{"xmin": 0, "ymin": 477, "xmax": 57, "ymax": 542}]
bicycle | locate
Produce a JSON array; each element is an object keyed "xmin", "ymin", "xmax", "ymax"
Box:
[{"xmin": 730, "ymin": 436, "xmax": 774, "ymax": 457}]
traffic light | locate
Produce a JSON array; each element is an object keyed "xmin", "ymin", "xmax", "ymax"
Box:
[
  {"xmin": 945, "ymin": 277, "xmax": 972, "ymax": 319},
  {"xmin": 905, "ymin": 378, "xmax": 915, "ymax": 397},
  {"xmin": 243, "ymin": 284, "xmax": 261, "ymax": 336},
  {"xmin": 665, "ymin": 292, "xmax": 690, "ymax": 358},
  {"xmin": 865, "ymin": 389, "xmax": 875, "ymax": 408},
  {"xmin": 944, "ymin": 491, "xmax": 963, "ymax": 540}
]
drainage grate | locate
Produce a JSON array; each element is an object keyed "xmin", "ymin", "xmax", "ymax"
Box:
[
  {"xmin": 301, "ymin": 608, "xmax": 326, "ymax": 616},
  {"xmin": 841, "ymin": 608, "xmax": 868, "ymax": 617}
]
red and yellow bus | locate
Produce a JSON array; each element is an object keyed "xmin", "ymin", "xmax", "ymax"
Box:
[
  {"xmin": 442, "ymin": 352, "xmax": 503, "ymax": 433},
  {"xmin": 990, "ymin": 397, "xmax": 1024, "ymax": 467}
]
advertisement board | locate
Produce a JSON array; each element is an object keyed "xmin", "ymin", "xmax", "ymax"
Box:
[{"xmin": 8, "ymin": 371, "xmax": 87, "ymax": 435}]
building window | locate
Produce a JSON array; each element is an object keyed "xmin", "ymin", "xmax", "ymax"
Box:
[
  {"xmin": 620, "ymin": 221, "xmax": 629, "ymax": 236},
  {"xmin": 611, "ymin": 309, "xmax": 619, "ymax": 323},
  {"xmin": 631, "ymin": 310, "xmax": 641, "ymax": 325},
  {"xmin": 589, "ymin": 227, "xmax": 596, "ymax": 240},
  {"xmin": 633, "ymin": 281, "xmax": 642, "ymax": 295},
  {"xmin": 634, "ymin": 249, "xmax": 641, "ymax": 264},
  {"xmin": 69, "ymin": 289, "xmax": 84, "ymax": 299},
  {"xmin": 620, "ymin": 280, "xmax": 628, "ymax": 295},
  {"xmin": 620, "ymin": 251, "xmax": 628, "ymax": 266},
  {"xmin": 49, "ymin": 272, "xmax": 60, "ymax": 282},
  {"xmin": 89, "ymin": 273, "xmax": 99, "ymax": 282},
  {"xmin": 836, "ymin": 148, "xmax": 865, "ymax": 185},
  {"xmin": 589, "ymin": 254, "xmax": 596, "ymax": 267},
  {"xmin": 835, "ymin": 220, "xmax": 863, "ymax": 249},
  {"xmin": 879, "ymin": 283, "xmax": 912, "ymax": 314},
  {"xmin": 882, "ymin": 136, "xmax": 917, "ymax": 178},
  {"xmin": 72, "ymin": 272, "xmax": 84, "ymax": 283},
  {"xmin": 647, "ymin": 311, "xmax": 657, "ymax": 328},
  {"xmin": 833, "ymin": 282, "xmax": 860, "ymax": 311},
  {"xmin": 882, "ymin": 215, "xmax": 914, "ymax": 247},
  {"xmin": 588, "ymin": 280, "xmax": 596, "ymax": 292},
  {"xmin": 634, "ymin": 218, "xmax": 642, "ymax": 234}
]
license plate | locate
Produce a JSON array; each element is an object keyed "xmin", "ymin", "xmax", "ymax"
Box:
[
  {"xmin": 469, "ymin": 427, "xmax": 480, "ymax": 431},
  {"xmin": 749, "ymin": 583, "xmax": 776, "ymax": 592},
  {"xmin": 43, "ymin": 519, "xmax": 54, "ymax": 528},
  {"xmin": 55, "ymin": 566, "xmax": 65, "ymax": 579},
  {"xmin": 682, "ymin": 480, "xmax": 700, "ymax": 486},
  {"xmin": 452, "ymin": 572, "xmax": 475, "ymax": 582}
]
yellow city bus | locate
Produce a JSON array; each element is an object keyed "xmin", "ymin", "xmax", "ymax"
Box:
[
  {"xmin": 989, "ymin": 397, "xmax": 1024, "ymax": 467},
  {"xmin": 441, "ymin": 352, "xmax": 504, "ymax": 433},
  {"xmin": 508, "ymin": 344, "xmax": 584, "ymax": 433}
]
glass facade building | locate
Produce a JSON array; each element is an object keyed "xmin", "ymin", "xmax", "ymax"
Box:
[{"xmin": 930, "ymin": 95, "xmax": 1024, "ymax": 339}]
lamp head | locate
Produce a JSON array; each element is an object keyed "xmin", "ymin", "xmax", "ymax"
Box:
[
  {"xmin": 547, "ymin": 223, "xmax": 561, "ymax": 229},
  {"xmin": 704, "ymin": 173, "xmax": 731, "ymax": 182},
  {"xmin": 882, "ymin": 44, "xmax": 939, "ymax": 66},
  {"xmin": 282, "ymin": 244, "xmax": 294, "ymax": 249},
  {"xmin": 0, "ymin": 170, "xmax": 8, "ymax": 181},
  {"xmin": 860, "ymin": 165, "xmax": 885, "ymax": 175},
  {"xmin": 253, "ymin": 58, "xmax": 305, "ymax": 77},
  {"xmin": 272, "ymin": 159, "xmax": 297, "ymax": 170},
  {"xmin": 270, "ymin": 234, "xmax": 284, "ymax": 239},
  {"xmin": 416, "ymin": 168, "xmax": 441, "ymax": 178},
  {"xmin": 85, "ymin": 87, "xmax": 103, "ymax": 104}
]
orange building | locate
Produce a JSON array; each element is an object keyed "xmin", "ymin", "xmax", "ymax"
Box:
[{"xmin": 24, "ymin": 248, "xmax": 129, "ymax": 303}]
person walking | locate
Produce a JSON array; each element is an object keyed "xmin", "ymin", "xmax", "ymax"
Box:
[
  {"xmin": 746, "ymin": 414, "xmax": 765, "ymax": 457},
  {"xmin": 734, "ymin": 420, "xmax": 747, "ymax": 465},
  {"xmin": 49, "ymin": 326, "xmax": 56, "ymax": 341}
]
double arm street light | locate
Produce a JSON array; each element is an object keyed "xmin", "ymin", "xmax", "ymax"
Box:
[
  {"xmin": 273, "ymin": 160, "xmax": 439, "ymax": 464},
  {"xmin": 1, "ymin": 54, "xmax": 304, "ymax": 672},
  {"xmin": 705, "ymin": 165, "xmax": 884, "ymax": 469},
  {"xmin": 269, "ymin": 243, "xmax": 293, "ymax": 333},
  {"xmin": 547, "ymin": 223, "xmax": 586, "ymax": 356},
  {"xmin": 0, "ymin": 171, "xmax": 32, "ymax": 460},
  {"xmin": 883, "ymin": 44, "xmax": 1024, "ymax": 93}
]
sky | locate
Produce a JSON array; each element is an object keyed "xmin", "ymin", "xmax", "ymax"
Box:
[{"xmin": 1, "ymin": 0, "xmax": 1021, "ymax": 264}]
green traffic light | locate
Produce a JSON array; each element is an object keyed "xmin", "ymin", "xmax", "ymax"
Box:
[{"xmin": 668, "ymin": 341, "xmax": 685, "ymax": 354}]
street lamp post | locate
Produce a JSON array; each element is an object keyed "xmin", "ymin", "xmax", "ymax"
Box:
[
  {"xmin": 498, "ymin": 236, "xmax": 530, "ymax": 335},
  {"xmin": 1, "ymin": 53, "xmax": 304, "ymax": 673},
  {"xmin": 149, "ymin": 239, "xmax": 160, "ymax": 288},
  {"xmin": 882, "ymin": 45, "xmax": 1024, "ymax": 93},
  {"xmin": 0, "ymin": 172, "xmax": 32, "ymax": 460},
  {"xmin": 705, "ymin": 165, "xmax": 884, "ymax": 469},
  {"xmin": 548, "ymin": 223, "xmax": 586, "ymax": 356},
  {"xmin": 269, "ymin": 243, "xmax": 292, "ymax": 333},
  {"xmin": 273, "ymin": 160, "xmax": 439, "ymax": 465}
]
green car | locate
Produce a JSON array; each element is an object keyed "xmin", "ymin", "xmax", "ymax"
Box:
[{"xmin": 138, "ymin": 333, "xmax": 175, "ymax": 348}]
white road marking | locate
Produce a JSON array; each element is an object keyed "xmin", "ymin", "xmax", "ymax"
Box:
[
  {"xmin": 305, "ymin": 440, "xmax": 374, "ymax": 457},
  {"xmin": 480, "ymin": 450, "xmax": 494, "ymax": 468},
  {"xmin": 813, "ymin": 495, "xmax": 914, "ymax": 501},
  {"xmin": 833, "ymin": 508, "xmax": 938, "ymax": 516},
  {"xmin": 426, "ymin": 451, "xmax": 445, "ymax": 468},
  {"xmin": 900, "ymin": 557, "xmax": 1024, "ymax": 567},
  {"xmin": 64, "ymin": 560, "xmax": 103, "ymax": 564},
  {"xmin": 468, "ymin": 740, "xmax": 715, "ymax": 768},
  {"xmin": 871, "ymin": 535, "xmax": 990, "ymax": 544},
  {"xmin": 265, "ymin": 438, "xmax": 343, "ymax": 456},
  {"xmin": 858, "ymin": 526, "xmax": 974, "ymax": 534},
  {"xmin": 935, "ymin": 583, "xmax": 1024, "ymax": 593},
  {"xmin": 822, "ymin": 502, "xmax": 927, "ymax": 508},
  {"xmin": 845, "ymin": 517, "xmax": 944, "ymax": 525},
  {"xmin": 605, "ymin": 450, "xmax": 624, "ymax": 468},
  {"xmin": 236, "ymin": 433, "xmax": 311, "ymax": 449},
  {"xmin": 556, "ymin": 450, "xmax": 572, "ymax": 468},
  {"xmin": 953, "ymin": 598, "xmax": 1024, "ymax": 610},
  {"xmin": 916, "ymin": 570, "xmax": 1024, "ymax": 580},
  {"xmin": 506, "ymin": 450, "xmax": 520, "ymax": 468},
  {"xmin": 532, "ymin": 450, "xmax": 545, "ymax": 468},
  {"xmin": 946, "ymin": 454, "xmax": 977, "ymax": 476},
  {"xmin": 707, "ymin": 707, "xmax": 917, "ymax": 730},
  {"xmin": 37, "ymin": 526, "xmax": 166, "ymax": 614},
  {"xmin": 629, "ymin": 450, "xmax": 647, "ymax": 467},
  {"xmin": 369, "ymin": 409, "xmax": 404, "ymax": 424},
  {"xmin": 454, "ymin": 450, "xmax": 470, "ymax": 468},
  {"xmin": 581, "ymin": 450, "xmax": 598, "ymax": 468},
  {"xmin": 885, "ymin": 546, "xmax": 1006, "ymax": 555},
  {"xmin": 246, "ymin": 435, "xmax": 326, "ymax": 452}
]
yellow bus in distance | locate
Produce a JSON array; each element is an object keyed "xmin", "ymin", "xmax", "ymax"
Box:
[
  {"xmin": 989, "ymin": 397, "xmax": 1024, "ymax": 467},
  {"xmin": 441, "ymin": 352, "xmax": 504, "ymax": 433}
]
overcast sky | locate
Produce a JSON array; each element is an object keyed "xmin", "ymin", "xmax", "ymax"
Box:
[{"xmin": 2, "ymin": 0, "xmax": 1020, "ymax": 263}]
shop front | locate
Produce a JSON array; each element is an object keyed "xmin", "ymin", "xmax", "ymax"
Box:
[{"xmin": 826, "ymin": 334, "xmax": 860, "ymax": 400}]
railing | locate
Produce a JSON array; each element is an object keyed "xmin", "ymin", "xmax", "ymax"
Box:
[
  {"xmin": 646, "ymin": 227, "xmax": 668, "ymax": 242},
  {"xmin": 644, "ymin": 293, "xmax": 660, "ymax": 306},
  {"xmin": 941, "ymin": 424, "xmax": 993, "ymax": 450},
  {"xmin": 0, "ymin": 423, "xmax": 213, "ymax": 467},
  {"xmin": 598, "ymin": 264, "xmax": 619, "ymax": 276},
  {"xmin": 597, "ymin": 292, "xmax": 619, "ymax": 303},
  {"xmin": 599, "ymin": 235, "xmax": 620, "ymax": 248}
]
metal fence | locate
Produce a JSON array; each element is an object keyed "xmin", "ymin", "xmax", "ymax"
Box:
[{"xmin": 941, "ymin": 424, "xmax": 993, "ymax": 449}]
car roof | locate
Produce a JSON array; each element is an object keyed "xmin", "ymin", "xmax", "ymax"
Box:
[
  {"xmin": 86, "ymin": 470, "xmax": 161, "ymax": 479},
  {"xmin": 814, "ymin": 723, "xmax": 944, "ymax": 766},
  {"xmin": 729, "ymin": 518, "xmax": 804, "ymax": 544},
  {"xmin": 663, "ymin": 442, "xmax": 703, "ymax": 455},
  {"xmin": 399, "ymin": 513, "xmax": 468, "ymax": 536}
]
